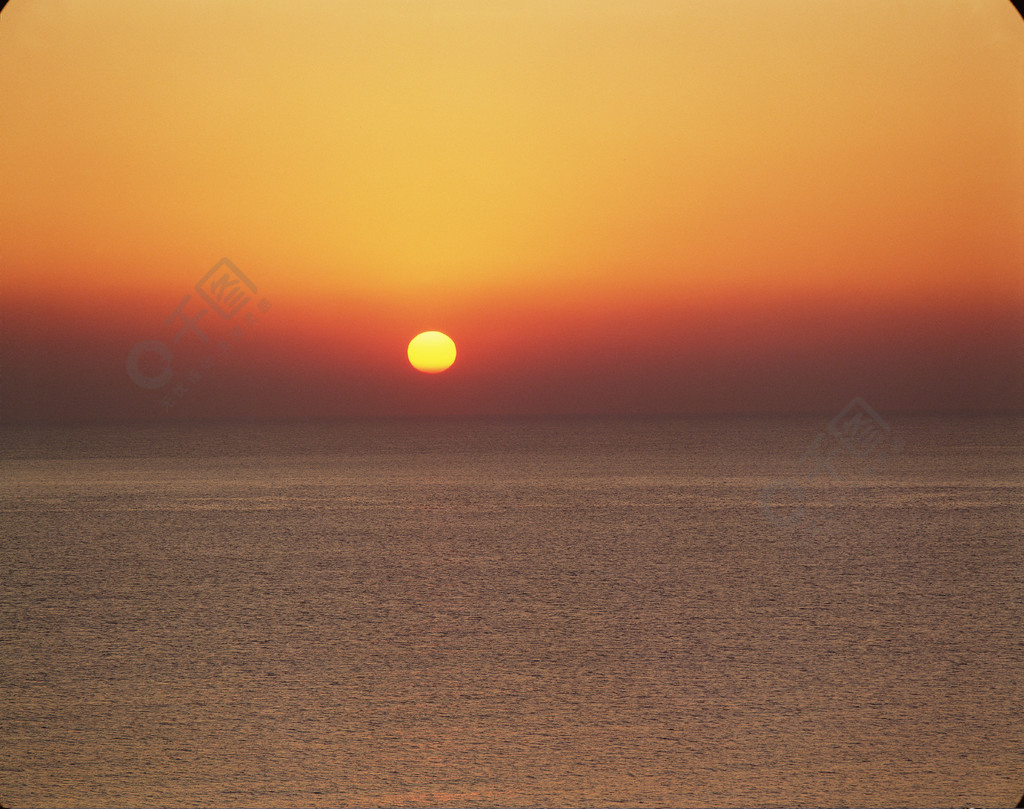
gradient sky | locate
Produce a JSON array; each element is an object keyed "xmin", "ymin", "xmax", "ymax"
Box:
[{"xmin": 1, "ymin": 0, "xmax": 1021, "ymax": 422}]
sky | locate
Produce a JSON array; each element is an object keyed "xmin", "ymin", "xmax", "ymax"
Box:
[{"xmin": 1, "ymin": 0, "xmax": 1021, "ymax": 422}]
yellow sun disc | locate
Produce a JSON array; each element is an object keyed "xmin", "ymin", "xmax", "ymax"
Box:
[{"xmin": 407, "ymin": 331, "xmax": 457, "ymax": 374}]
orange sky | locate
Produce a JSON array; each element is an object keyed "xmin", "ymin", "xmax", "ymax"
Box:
[{"xmin": 1, "ymin": 0, "xmax": 1021, "ymax": 422}]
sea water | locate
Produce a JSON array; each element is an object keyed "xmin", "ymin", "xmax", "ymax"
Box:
[{"xmin": 1, "ymin": 414, "xmax": 1021, "ymax": 808}]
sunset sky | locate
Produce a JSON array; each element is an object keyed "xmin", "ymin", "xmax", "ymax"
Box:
[{"xmin": 1, "ymin": 0, "xmax": 1021, "ymax": 422}]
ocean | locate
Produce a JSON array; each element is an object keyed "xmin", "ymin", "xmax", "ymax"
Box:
[{"xmin": 1, "ymin": 413, "xmax": 1021, "ymax": 808}]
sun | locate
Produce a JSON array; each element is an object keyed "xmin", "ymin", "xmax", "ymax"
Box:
[{"xmin": 407, "ymin": 331, "xmax": 457, "ymax": 374}]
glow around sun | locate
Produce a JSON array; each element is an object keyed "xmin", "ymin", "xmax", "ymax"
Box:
[{"xmin": 407, "ymin": 331, "xmax": 457, "ymax": 374}]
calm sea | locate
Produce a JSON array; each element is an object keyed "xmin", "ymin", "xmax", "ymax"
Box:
[{"xmin": 1, "ymin": 414, "xmax": 1021, "ymax": 808}]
